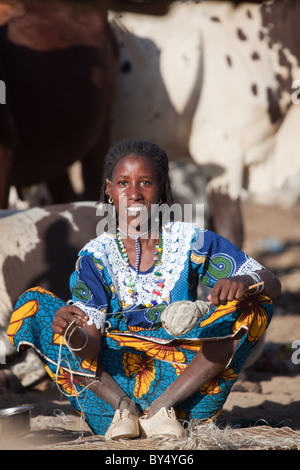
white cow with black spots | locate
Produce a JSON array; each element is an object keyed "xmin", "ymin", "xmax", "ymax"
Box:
[{"xmin": 109, "ymin": 0, "xmax": 300, "ymax": 248}]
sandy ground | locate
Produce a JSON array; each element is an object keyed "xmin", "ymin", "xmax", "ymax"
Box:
[{"xmin": 0, "ymin": 200, "xmax": 299, "ymax": 450}]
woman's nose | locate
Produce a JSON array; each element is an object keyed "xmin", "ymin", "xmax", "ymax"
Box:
[{"xmin": 127, "ymin": 183, "xmax": 142, "ymax": 200}]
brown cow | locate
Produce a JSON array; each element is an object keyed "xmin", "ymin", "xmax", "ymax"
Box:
[{"xmin": 0, "ymin": 0, "xmax": 118, "ymax": 209}]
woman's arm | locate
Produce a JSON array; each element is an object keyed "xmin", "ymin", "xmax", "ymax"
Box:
[
  {"xmin": 51, "ymin": 304, "xmax": 102, "ymax": 359},
  {"xmin": 55, "ymin": 254, "xmax": 110, "ymax": 359},
  {"xmin": 254, "ymin": 268, "xmax": 282, "ymax": 299},
  {"xmin": 208, "ymin": 268, "xmax": 281, "ymax": 306}
]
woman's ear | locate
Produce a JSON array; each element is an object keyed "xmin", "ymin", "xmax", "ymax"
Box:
[{"xmin": 106, "ymin": 179, "xmax": 112, "ymax": 197}]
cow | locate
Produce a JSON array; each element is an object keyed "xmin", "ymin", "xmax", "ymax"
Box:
[
  {"xmin": 0, "ymin": 201, "xmax": 101, "ymax": 389},
  {"xmin": 0, "ymin": 201, "xmax": 100, "ymax": 345},
  {"xmin": 109, "ymin": 0, "xmax": 300, "ymax": 248},
  {"xmin": 0, "ymin": 0, "xmax": 118, "ymax": 209}
]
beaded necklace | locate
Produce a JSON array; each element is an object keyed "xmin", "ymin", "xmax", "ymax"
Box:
[{"xmin": 116, "ymin": 226, "xmax": 164, "ymax": 307}]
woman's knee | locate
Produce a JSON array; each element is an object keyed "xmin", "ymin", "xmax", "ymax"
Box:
[{"xmin": 202, "ymin": 329, "xmax": 245, "ymax": 366}]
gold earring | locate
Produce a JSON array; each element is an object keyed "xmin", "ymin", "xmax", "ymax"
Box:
[
  {"xmin": 158, "ymin": 198, "xmax": 162, "ymax": 205},
  {"xmin": 105, "ymin": 189, "xmax": 113, "ymax": 204}
]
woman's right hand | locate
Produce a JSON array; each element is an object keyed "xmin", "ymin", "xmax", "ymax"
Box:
[{"xmin": 51, "ymin": 304, "xmax": 89, "ymax": 336}]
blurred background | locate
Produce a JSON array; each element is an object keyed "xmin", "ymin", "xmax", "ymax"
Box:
[{"xmin": 0, "ymin": 0, "xmax": 299, "ymax": 442}]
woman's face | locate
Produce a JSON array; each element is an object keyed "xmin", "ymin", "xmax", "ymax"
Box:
[{"xmin": 106, "ymin": 154, "xmax": 161, "ymax": 232}]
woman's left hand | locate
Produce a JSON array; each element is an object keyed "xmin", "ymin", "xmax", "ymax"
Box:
[{"xmin": 207, "ymin": 276, "xmax": 252, "ymax": 306}]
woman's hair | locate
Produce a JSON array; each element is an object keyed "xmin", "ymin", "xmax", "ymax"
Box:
[{"xmin": 99, "ymin": 139, "xmax": 174, "ymax": 205}]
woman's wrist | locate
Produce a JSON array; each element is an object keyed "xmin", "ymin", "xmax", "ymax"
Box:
[
  {"xmin": 246, "ymin": 271, "xmax": 264, "ymax": 294},
  {"xmin": 66, "ymin": 326, "xmax": 89, "ymax": 352}
]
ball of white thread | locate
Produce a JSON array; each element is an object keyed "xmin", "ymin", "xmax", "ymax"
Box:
[{"xmin": 161, "ymin": 300, "xmax": 210, "ymax": 336}]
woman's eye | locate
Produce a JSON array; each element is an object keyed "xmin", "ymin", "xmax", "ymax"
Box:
[
  {"xmin": 140, "ymin": 180, "xmax": 151, "ymax": 186},
  {"xmin": 117, "ymin": 180, "xmax": 128, "ymax": 186}
]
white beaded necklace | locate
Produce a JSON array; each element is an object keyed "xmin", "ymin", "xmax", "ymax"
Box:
[
  {"xmin": 118, "ymin": 225, "xmax": 156, "ymax": 274},
  {"xmin": 116, "ymin": 226, "xmax": 164, "ymax": 307}
]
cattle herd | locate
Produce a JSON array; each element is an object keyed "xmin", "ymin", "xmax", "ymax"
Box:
[{"xmin": 0, "ymin": 0, "xmax": 299, "ymax": 390}]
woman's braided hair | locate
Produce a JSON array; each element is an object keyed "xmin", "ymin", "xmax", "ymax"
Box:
[{"xmin": 99, "ymin": 139, "xmax": 174, "ymax": 206}]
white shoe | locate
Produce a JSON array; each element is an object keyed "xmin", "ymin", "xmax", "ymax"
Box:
[
  {"xmin": 139, "ymin": 407, "xmax": 184, "ymax": 438},
  {"xmin": 105, "ymin": 409, "xmax": 140, "ymax": 440}
]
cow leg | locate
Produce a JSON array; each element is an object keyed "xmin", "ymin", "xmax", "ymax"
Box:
[
  {"xmin": 46, "ymin": 170, "xmax": 77, "ymax": 204},
  {"xmin": 0, "ymin": 144, "xmax": 13, "ymax": 209},
  {"xmin": 208, "ymin": 189, "xmax": 244, "ymax": 249}
]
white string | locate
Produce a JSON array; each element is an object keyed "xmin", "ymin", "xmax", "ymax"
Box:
[
  {"xmin": 64, "ymin": 321, "xmax": 89, "ymax": 352},
  {"xmin": 54, "ymin": 326, "xmax": 98, "ymax": 437},
  {"xmin": 55, "ymin": 321, "xmax": 94, "ymax": 397}
]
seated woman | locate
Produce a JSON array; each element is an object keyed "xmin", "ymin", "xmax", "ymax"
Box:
[{"xmin": 7, "ymin": 139, "xmax": 281, "ymax": 440}]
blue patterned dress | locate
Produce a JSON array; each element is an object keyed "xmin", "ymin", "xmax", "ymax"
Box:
[{"xmin": 8, "ymin": 222, "xmax": 273, "ymax": 435}]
